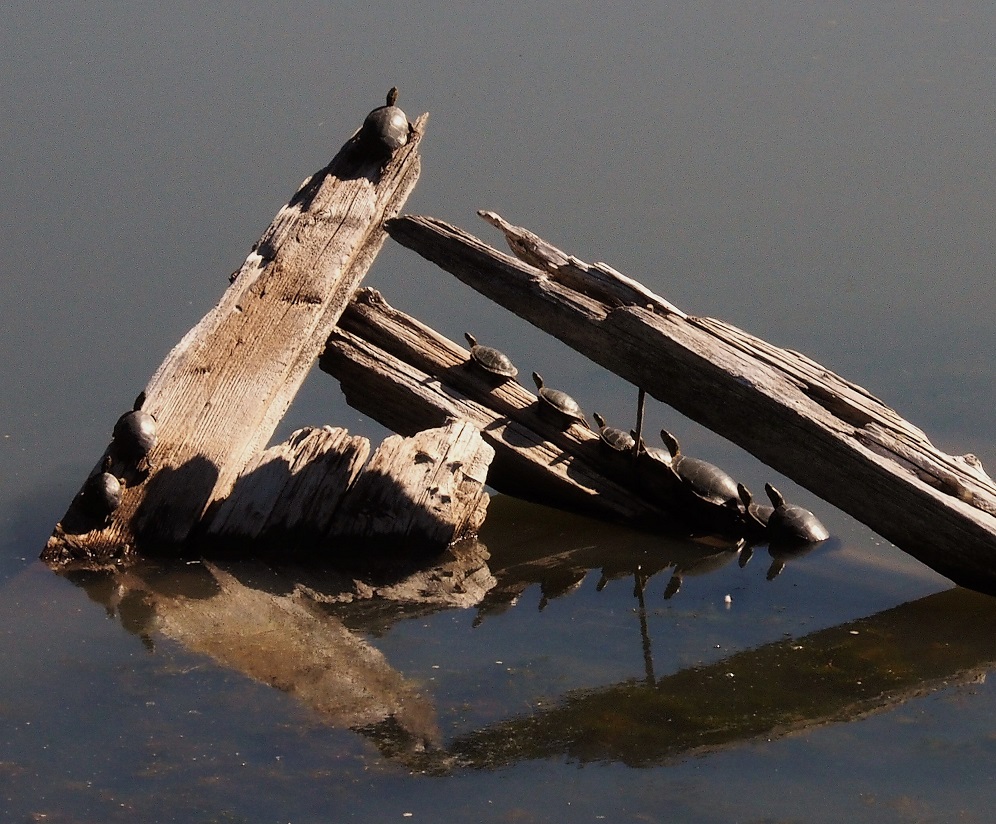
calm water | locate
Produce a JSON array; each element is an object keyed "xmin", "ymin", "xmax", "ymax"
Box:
[{"xmin": 3, "ymin": 3, "xmax": 995, "ymax": 821}]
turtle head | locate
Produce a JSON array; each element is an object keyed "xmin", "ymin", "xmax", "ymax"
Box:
[
  {"xmin": 738, "ymin": 483, "xmax": 752, "ymax": 508},
  {"xmin": 464, "ymin": 332, "xmax": 477, "ymax": 348},
  {"xmin": 531, "ymin": 371, "xmax": 544, "ymax": 391},
  {"xmin": 386, "ymin": 86, "xmax": 399, "ymax": 106},
  {"xmin": 592, "ymin": 412, "xmax": 607, "ymax": 430},
  {"xmin": 660, "ymin": 429, "xmax": 680, "ymax": 459},
  {"xmin": 764, "ymin": 482, "xmax": 785, "ymax": 508}
]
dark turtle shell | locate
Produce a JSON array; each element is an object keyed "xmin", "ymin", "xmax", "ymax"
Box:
[
  {"xmin": 532, "ymin": 372, "xmax": 587, "ymax": 427},
  {"xmin": 360, "ymin": 87, "xmax": 410, "ymax": 158},
  {"xmin": 81, "ymin": 458, "xmax": 123, "ymax": 523},
  {"xmin": 661, "ymin": 429, "xmax": 739, "ymax": 506},
  {"xmin": 764, "ymin": 483, "xmax": 829, "ymax": 543},
  {"xmin": 112, "ymin": 397, "xmax": 158, "ymax": 466},
  {"xmin": 464, "ymin": 333, "xmax": 518, "ymax": 379},
  {"xmin": 592, "ymin": 412, "xmax": 635, "ymax": 453}
]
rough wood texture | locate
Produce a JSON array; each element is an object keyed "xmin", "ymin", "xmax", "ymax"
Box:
[
  {"xmin": 204, "ymin": 421, "xmax": 491, "ymax": 552},
  {"xmin": 205, "ymin": 426, "xmax": 370, "ymax": 542},
  {"xmin": 43, "ymin": 106, "xmax": 428, "ymax": 567},
  {"xmin": 385, "ymin": 212, "xmax": 996, "ymax": 594},
  {"xmin": 320, "ymin": 288, "xmax": 678, "ymax": 526},
  {"xmin": 332, "ymin": 420, "xmax": 493, "ymax": 547}
]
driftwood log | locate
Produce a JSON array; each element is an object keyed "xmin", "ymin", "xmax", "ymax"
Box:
[
  {"xmin": 383, "ymin": 211, "xmax": 996, "ymax": 594},
  {"xmin": 43, "ymin": 100, "xmax": 436, "ymax": 567}
]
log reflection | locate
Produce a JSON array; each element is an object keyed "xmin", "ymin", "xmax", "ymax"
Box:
[
  {"xmin": 66, "ymin": 539, "xmax": 496, "ymax": 766},
  {"xmin": 58, "ymin": 500, "xmax": 996, "ymax": 774},
  {"xmin": 449, "ymin": 586, "xmax": 996, "ymax": 769}
]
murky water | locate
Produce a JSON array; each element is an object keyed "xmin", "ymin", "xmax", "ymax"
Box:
[{"xmin": 3, "ymin": 3, "xmax": 995, "ymax": 822}]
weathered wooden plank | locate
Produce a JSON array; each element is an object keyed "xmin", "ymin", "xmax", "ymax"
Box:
[
  {"xmin": 205, "ymin": 426, "xmax": 370, "ymax": 542},
  {"xmin": 384, "ymin": 212, "xmax": 996, "ymax": 593},
  {"xmin": 332, "ymin": 420, "xmax": 493, "ymax": 548},
  {"xmin": 203, "ymin": 420, "xmax": 490, "ymax": 552},
  {"xmin": 43, "ymin": 102, "xmax": 428, "ymax": 568},
  {"xmin": 320, "ymin": 288, "xmax": 679, "ymax": 526}
]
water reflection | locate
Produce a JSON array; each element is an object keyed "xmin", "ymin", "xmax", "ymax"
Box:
[
  {"xmin": 56, "ymin": 505, "xmax": 996, "ymax": 776},
  {"xmin": 450, "ymin": 586, "xmax": 996, "ymax": 769}
]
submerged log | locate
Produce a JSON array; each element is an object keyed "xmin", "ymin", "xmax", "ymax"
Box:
[
  {"xmin": 43, "ymin": 98, "xmax": 429, "ymax": 568},
  {"xmin": 385, "ymin": 212, "xmax": 996, "ymax": 594},
  {"xmin": 320, "ymin": 288, "xmax": 678, "ymax": 527}
]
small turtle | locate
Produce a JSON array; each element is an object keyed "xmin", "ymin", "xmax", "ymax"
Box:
[
  {"xmin": 359, "ymin": 87, "xmax": 410, "ymax": 159},
  {"xmin": 764, "ymin": 483, "xmax": 830, "ymax": 544},
  {"xmin": 80, "ymin": 456, "xmax": 123, "ymax": 525},
  {"xmin": 660, "ymin": 429, "xmax": 740, "ymax": 508},
  {"xmin": 632, "ymin": 434, "xmax": 685, "ymax": 501},
  {"xmin": 112, "ymin": 392, "xmax": 158, "ymax": 469},
  {"xmin": 464, "ymin": 333, "xmax": 518, "ymax": 381},
  {"xmin": 531, "ymin": 372, "xmax": 588, "ymax": 429},
  {"xmin": 737, "ymin": 483, "xmax": 774, "ymax": 537},
  {"xmin": 592, "ymin": 412, "xmax": 636, "ymax": 453}
]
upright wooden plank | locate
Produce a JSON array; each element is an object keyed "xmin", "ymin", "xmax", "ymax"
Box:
[{"xmin": 44, "ymin": 104, "xmax": 428, "ymax": 567}]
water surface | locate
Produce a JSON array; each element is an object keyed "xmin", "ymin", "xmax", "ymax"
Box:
[{"xmin": 2, "ymin": 2, "xmax": 995, "ymax": 821}]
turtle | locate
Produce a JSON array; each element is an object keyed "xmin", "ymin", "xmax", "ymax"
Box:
[
  {"xmin": 80, "ymin": 456, "xmax": 123, "ymax": 525},
  {"xmin": 592, "ymin": 412, "xmax": 636, "ymax": 453},
  {"xmin": 531, "ymin": 372, "xmax": 588, "ymax": 428},
  {"xmin": 464, "ymin": 333, "xmax": 518, "ymax": 381},
  {"xmin": 632, "ymin": 433, "xmax": 686, "ymax": 501},
  {"xmin": 112, "ymin": 392, "xmax": 158, "ymax": 469},
  {"xmin": 359, "ymin": 87, "xmax": 410, "ymax": 159},
  {"xmin": 764, "ymin": 483, "xmax": 830, "ymax": 544},
  {"xmin": 660, "ymin": 429, "xmax": 740, "ymax": 508},
  {"xmin": 737, "ymin": 483, "xmax": 775, "ymax": 538}
]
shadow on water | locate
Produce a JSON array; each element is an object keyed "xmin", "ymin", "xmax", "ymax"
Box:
[{"xmin": 52, "ymin": 493, "xmax": 996, "ymax": 776}]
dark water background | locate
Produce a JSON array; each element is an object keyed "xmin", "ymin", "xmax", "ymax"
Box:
[{"xmin": 2, "ymin": 3, "xmax": 995, "ymax": 821}]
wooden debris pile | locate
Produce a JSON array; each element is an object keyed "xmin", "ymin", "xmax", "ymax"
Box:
[
  {"xmin": 43, "ymin": 93, "xmax": 496, "ymax": 568},
  {"xmin": 42, "ymin": 92, "xmax": 996, "ymax": 597}
]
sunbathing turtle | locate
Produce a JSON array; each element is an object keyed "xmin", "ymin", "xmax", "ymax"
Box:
[
  {"xmin": 532, "ymin": 372, "xmax": 588, "ymax": 429},
  {"xmin": 80, "ymin": 456, "xmax": 123, "ymax": 525},
  {"xmin": 660, "ymin": 429, "xmax": 740, "ymax": 508},
  {"xmin": 464, "ymin": 333, "xmax": 518, "ymax": 381},
  {"xmin": 360, "ymin": 87, "xmax": 410, "ymax": 159},
  {"xmin": 112, "ymin": 392, "xmax": 158, "ymax": 469},
  {"xmin": 737, "ymin": 483, "xmax": 774, "ymax": 538},
  {"xmin": 764, "ymin": 483, "xmax": 830, "ymax": 544},
  {"xmin": 592, "ymin": 412, "xmax": 635, "ymax": 453}
]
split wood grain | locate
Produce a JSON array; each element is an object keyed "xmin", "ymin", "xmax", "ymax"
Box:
[{"xmin": 205, "ymin": 420, "xmax": 492, "ymax": 552}]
